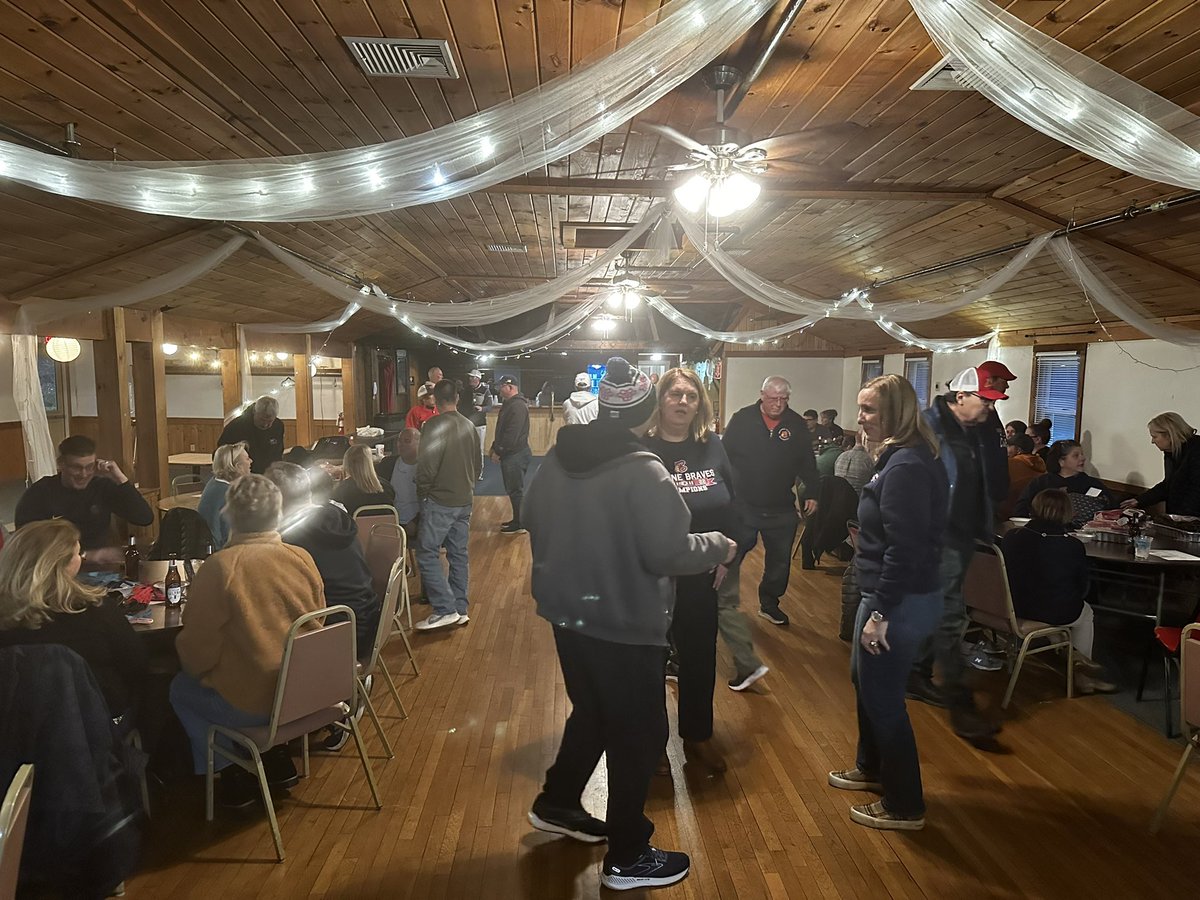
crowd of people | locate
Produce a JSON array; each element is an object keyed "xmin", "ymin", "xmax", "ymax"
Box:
[{"xmin": 4, "ymin": 351, "xmax": 1200, "ymax": 895}]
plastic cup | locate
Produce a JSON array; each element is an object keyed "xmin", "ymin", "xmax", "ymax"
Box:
[{"xmin": 1133, "ymin": 534, "xmax": 1152, "ymax": 559}]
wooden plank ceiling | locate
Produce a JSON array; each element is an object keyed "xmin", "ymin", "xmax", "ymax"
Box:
[{"xmin": 2, "ymin": 0, "xmax": 1199, "ymax": 353}]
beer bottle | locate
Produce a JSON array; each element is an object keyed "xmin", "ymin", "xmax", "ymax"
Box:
[
  {"xmin": 165, "ymin": 554, "xmax": 183, "ymax": 606},
  {"xmin": 124, "ymin": 535, "xmax": 140, "ymax": 581}
]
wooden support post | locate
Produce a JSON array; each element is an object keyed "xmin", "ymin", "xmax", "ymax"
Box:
[
  {"xmin": 353, "ymin": 345, "xmax": 371, "ymax": 429},
  {"xmin": 340, "ymin": 357, "xmax": 356, "ymax": 434},
  {"xmin": 220, "ymin": 348, "xmax": 242, "ymax": 419},
  {"xmin": 294, "ymin": 336, "xmax": 313, "ymax": 449},
  {"xmin": 93, "ymin": 308, "xmax": 135, "ymax": 473},
  {"xmin": 131, "ymin": 311, "xmax": 169, "ymax": 494}
]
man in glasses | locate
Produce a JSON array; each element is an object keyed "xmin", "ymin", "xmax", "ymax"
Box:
[{"xmin": 15, "ymin": 434, "xmax": 154, "ymax": 564}]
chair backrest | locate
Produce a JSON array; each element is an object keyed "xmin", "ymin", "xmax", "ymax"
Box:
[
  {"xmin": 1182, "ymin": 623, "xmax": 1200, "ymax": 732},
  {"xmin": 353, "ymin": 504, "xmax": 399, "ymax": 526},
  {"xmin": 265, "ymin": 607, "xmax": 357, "ymax": 745},
  {"xmin": 310, "ymin": 435, "xmax": 351, "ymax": 459},
  {"xmin": 0, "ymin": 764, "xmax": 33, "ymax": 900},
  {"xmin": 171, "ymin": 475, "xmax": 205, "ymax": 496},
  {"xmin": 963, "ymin": 542, "xmax": 1018, "ymax": 633},
  {"xmin": 363, "ymin": 558, "xmax": 407, "ymax": 677},
  {"xmin": 359, "ymin": 522, "xmax": 404, "ymax": 602},
  {"xmin": 150, "ymin": 507, "xmax": 215, "ymax": 560}
]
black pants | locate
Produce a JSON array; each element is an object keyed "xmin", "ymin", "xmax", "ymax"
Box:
[
  {"xmin": 500, "ymin": 447, "xmax": 532, "ymax": 525},
  {"xmin": 540, "ymin": 626, "xmax": 667, "ymax": 865},
  {"xmin": 673, "ymin": 571, "xmax": 718, "ymax": 741},
  {"xmin": 734, "ymin": 505, "xmax": 800, "ymax": 613}
]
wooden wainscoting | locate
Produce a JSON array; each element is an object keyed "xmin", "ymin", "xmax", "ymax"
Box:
[
  {"xmin": 0, "ymin": 421, "xmax": 27, "ymax": 480},
  {"xmin": 480, "ymin": 408, "xmax": 563, "ymax": 456}
]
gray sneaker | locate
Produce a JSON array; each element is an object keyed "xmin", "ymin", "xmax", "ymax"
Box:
[{"xmin": 415, "ymin": 612, "xmax": 461, "ymax": 631}]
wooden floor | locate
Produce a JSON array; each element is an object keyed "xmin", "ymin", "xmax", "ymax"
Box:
[{"xmin": 128, "ymin": 497, "xmax": 1200, "ymax": 899}]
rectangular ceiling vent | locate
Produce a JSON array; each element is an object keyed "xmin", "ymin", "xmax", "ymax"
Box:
[
  {"xmin": 485, "ymin": 243, "xmax": 528, "ymax": 253},
  {"xmin": 910, "ymin": 56, "xmax": 975, "ymax": 91},
  {"xmin": 343, "ymin": 37, "xmax": 459, "ymax": 79}
]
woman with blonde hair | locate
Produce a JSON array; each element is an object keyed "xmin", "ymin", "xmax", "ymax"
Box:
[
  {"xmin": 197, "ymin": 441, "xmax": 252, "ymax": 549},
  {"xmin": 0, "ymin": 519, "xmax": 146, "ymax": 720},
  {"xmin": 644, "ymin": 367, "xmax": 738, "ymax": 772},
  {"xmin": 828, "ymin": 374, "xmax": 948, "ymax": 832},
  {"xmin": 1122, "ymin": 412, "xmax": 1200, "ymax": 516},
  {"xmin": 333, "ymin": 443, "xmax": 396, "ymax": 516}
]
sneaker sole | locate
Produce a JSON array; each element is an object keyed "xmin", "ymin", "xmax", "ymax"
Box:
[
  {"xmin": 415, "ymin": 616, "xmax": 462, "ymax": 631},
  {"xmin": 827, "ymin": 772, "xmax": 883, "ymax": 792},
  {"xmin": 729, "ymin": 665, "xmax": 769, "ymax": 692},
  {"xmin": 501, "ymin": 529, "xmax": 528, "ymax": 535},
  {"xmin": 600, "ymin": 867, "xmax": 690, "ymax": 891},
  {"xmin": 458, "ymin": 615, "xmax": 470, "ymax": 625},
  {"xmin": 757, "ymin": 611, "xmax": 788, "ymax": 626},
  {"xmin": 527, "ymin": 811, "xmax": 606, "ymax": 844},
  {"xmin": 849, "ymin": 807, "xmax": 924, "ymax": 831}
]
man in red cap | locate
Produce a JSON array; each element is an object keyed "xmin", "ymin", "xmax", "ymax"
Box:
[
  {"xmin": 977, "ymin": 360, "xmax": 1017, "ymax": 505},
  {"xmin": 911, "ymin": 366, "xmax": 1010, "ymax": 746}
]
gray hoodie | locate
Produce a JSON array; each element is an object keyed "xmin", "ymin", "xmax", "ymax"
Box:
[
  {"xmin": 562, "ymin": 390, "xmax": 599, "ymax": 425},
  {"xmin": 523, "ymin": 422, "xmax": 729, "ymax": 647}
]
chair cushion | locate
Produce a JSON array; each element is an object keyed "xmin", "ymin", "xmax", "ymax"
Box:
[
  {"xmin": 239, "ymin": 704, "xmax": 349, "ymax": 749},
  {"xmin": 970, "ymin": 610, "xmax": 1010, "ymax": 633},
  {"xmin": 1012, "ymin": 617, "xmax": 1067, "ymax": 638}
]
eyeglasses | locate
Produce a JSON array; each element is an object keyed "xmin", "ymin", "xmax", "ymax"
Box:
[{"xmin": 665, "ymin": 389, "xmax": 699, "ymax": 404}]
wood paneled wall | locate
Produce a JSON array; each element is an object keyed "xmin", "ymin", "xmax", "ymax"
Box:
[{"xmin": 0, "ymin": 422, "xmax": 27, "ymax": 480}]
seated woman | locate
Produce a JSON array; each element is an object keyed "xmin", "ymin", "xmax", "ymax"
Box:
[
  {"xmin": 197, "ymin": 440, "xmax": 252, "ymax": 549},
  {"xmin": 1001, "ymin": 489, "xmax": 1115, "ymax": 693},
  {"xmin": 1014, "ymin": 439, "xmax": 1113, "ymax": 527},
  {"xmin": 332, "ymin": 444, "xmax": 396, "ymax": 516},
  {"xmin": 0, "ymin": 519, "xmax": 147, "ymax": 725},
  {"xmin": 170, "ymin": 474, "xmax": 325, "ymax": 808},
  {"xmin": 1121, "ymin": 412, "xmax": 1200, "ymax": 517}
]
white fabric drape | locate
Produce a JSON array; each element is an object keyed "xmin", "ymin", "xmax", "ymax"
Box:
[
  {"xmin": 643, "ymin": 293, "xmax": 819, "ymax": 343},
  {"xmin": 0, "ymin": 0, "xmax": 776, "ymax": 222},
  {"xmin": 11, "ymin": 335, "xmax": 57, "ymax": 480},
  {"xmin": 409, "ymin": 296, "xmax": 608, "ymax": 353},
  {"xmin": 909, "ymin": 0, "xmax": 1200, "ymax": 191},
  {"xmin": 875, "ymin": 318, "xmax": 996, "ymax": 352},
  {"xmin": 13, "ymin": 236, "xmax": 246, "ymax": 334}
]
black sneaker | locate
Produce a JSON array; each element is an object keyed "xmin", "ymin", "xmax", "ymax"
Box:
[
  {"xmin": 321, "ymin": 721, "xmax": 351, "ymax": 752},
  {"xmin": 758, "ymin": 607, "xmax": 788, "ymax": 626},
  {"xmin": 905, "ymin": 677, "xmax": 948, "ymax": 709},
  {"xmin": 500, "ymin": 522, "xmax": 527, "ymax": 535},
  {"xmin": 528, "ymin": 798, "xmax": 607, "ymax": 844},
  {"xmin": 215, "ymin": 766, "xmax": 260, "ymax": 810},
  {"xmin": 728, "ymin": 664, "xmax": 769, "ymax": 692},
  {"xmin": 601, "ymin": 846, "xmax": 690, "ymax": 891},
  {"xmin": 262, "ymin": 746, "xmax": 299, "ymax": 790},
  {"xmin": 950, "ymin": 703, "xmax": 1001, "ymax": 740}
]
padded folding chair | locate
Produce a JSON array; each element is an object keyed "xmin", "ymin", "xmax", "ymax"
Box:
[
  {"xmin": 353, "ymin": 504, "xmax": 400, "ymax": 526},
  {"xmin": 204, "ymin": 606, "xmax": 381, "ymax": 862},
  {"xmin": 0, "ymin": 764, "xmax": 33, "ymax": 900},
  {"xmin": 964, "ymin": 541, "xmax": 1074, "ymax": 709},
  {"xmin": 358, "ymin": 522, "xmax": 410, "ymax": 630},
  {"xmin": 1151, "ymin": 623, "xmax": 1200, "ymax": 833},
  {"xmin": 356, "ymin": 558, "xmax": 417, "ymax": 758},
  {"xmin": 170, "ymin": 474, "xmax": 205, "ymax": 496},
  {"xmin": 384, "ymin": 557, "xmax": 420, "ymax": 678}
]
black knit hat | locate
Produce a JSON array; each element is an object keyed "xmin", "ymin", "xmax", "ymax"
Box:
[{"xmin": 598, "ymin": 357, "xmax": 656, "ymax": 425}]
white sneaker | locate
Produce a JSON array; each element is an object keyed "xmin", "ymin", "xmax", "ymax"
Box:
[
  {"xmin": 457, "ymin": 613, "xmax": 470, "ymax": 625},
  {"xmin": 415, "ymin": 612, "xmax": 462, "ymax": 631}
]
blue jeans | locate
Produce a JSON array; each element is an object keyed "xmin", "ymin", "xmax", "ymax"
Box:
[
  {"xmin": 416, "ymin": 499, "xmax": 472, "ymax": 617},
  {"xmin": 169, "ymin": 670, "xmax": 269, "ymax": 774},
  {"xmin": 852, "ymin": 590, "xmax": 942, "ymax": 817},
  {"xmin": 500, "ymin": 447, "xmax": 533, "ymax": 525},
  {"xmin": 732, "ymin": 503, "xmax": 799, "ymax": 614},
  {"xmin": 913, "ymin": 542, "xmax": 974, "ymax": 707}
]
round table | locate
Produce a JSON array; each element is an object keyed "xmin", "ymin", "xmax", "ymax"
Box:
[{"xmin": 158, "ymin": 493, "xmax": 202, "ymax": 513}]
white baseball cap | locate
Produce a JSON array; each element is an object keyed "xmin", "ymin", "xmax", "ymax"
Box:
[{"xmin": 574, "ymin": 373, "xmax": 591, "ymax": 388}]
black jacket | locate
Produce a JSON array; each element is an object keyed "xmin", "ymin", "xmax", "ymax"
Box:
[
  {"xmin": 1139, "ymin": 434, "xmax": 1200, "ymax": 516},
  {"xmin": 492, "ymin": 392, "xmax": 531, "ymax": 458},
  {"xmin": 332, "ymin": 478, "xmax": 396, "ymax": 517},
  {"xmin": 1001, "ymin": 519, "xmax": 1089, "ymax": 625},
  {"xmin": 216, "ymin": 408, "xmax": 285, "ymax": 474},
  {"xmin": 15, "ymin": 475, "xmax": 153, "ymax": 550},
  {"xmin": 722, "ymin": 402, "xmax": 819, "ymax": 510},
  {"xmin": 855, "ymin": 443, "xmax": 949, "ymax": 611}
]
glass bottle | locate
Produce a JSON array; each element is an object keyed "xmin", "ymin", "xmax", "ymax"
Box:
[
  {"xmin": 124, "ymin": 535, "xmax": 140, "ymax": 581},
  {"xmin": 165, "ymin": 554, "xmax": 183, "ymax": 607}
]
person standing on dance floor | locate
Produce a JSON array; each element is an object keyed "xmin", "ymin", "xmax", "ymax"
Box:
[
  {"xmin": 643, "ymin": 367, "xmax": 737, "ymax": 773},
  {"xmin": 828, "ymin": 374, "xmax": 948, "ymax": 832}
]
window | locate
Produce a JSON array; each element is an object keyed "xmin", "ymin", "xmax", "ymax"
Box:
[
  {"xmin": 904, "ymin": 355, "xmax": 932, "ymax": 407},
  {"xmin": 860, "ymin": 358, "xmax": 883, "ymax": 385},
  {"xmin": 1032, "ymin": 349, "xmax": 1084, "ymax": 442},
  {"xmin": 37, "ymin": 345, "xmax": 60, "ymax": 414}
]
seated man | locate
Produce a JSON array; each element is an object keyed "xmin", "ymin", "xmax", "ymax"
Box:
[
  {"xmin": 15, "ymin": 434, "xmax": 153, "ymax": 563},
  {"xmin": 377, "ymin": 428, "xmax": 421, "ymax": 538}
]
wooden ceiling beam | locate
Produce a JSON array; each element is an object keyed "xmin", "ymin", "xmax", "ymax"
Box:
[{"xmin": 480, "ymin": 177, "xmax": 988, "ymax": 203}]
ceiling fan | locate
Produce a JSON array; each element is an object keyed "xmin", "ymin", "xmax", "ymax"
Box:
[{"xmin": 634, "ymin": 65, "xmax": 862, "ymax": 216}]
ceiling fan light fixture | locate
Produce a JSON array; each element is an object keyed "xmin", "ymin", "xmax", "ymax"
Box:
[
  {"xmin": 605, "ymin": 290, "xmax": 624, "ymax": 310},
  {"xmin": 707, "ymin": 172, "xmax": 760, "ymax": 217},
  {"xmin": 623, "ymin": 289, "xmax": 641, "ymax": 310},
  {"xmin": 673, "ymin": 173, "xmax": 709, "ymax": 213}
]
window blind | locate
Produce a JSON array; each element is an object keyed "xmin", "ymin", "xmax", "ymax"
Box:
[
  {"xmin": 904, "ymin": 357, "xmax": 932, "ymax": 407},
  {"xmin": 861, "ymin": 358, "xmax": 883, "ymax": 385},
  {"xmin": 1033, "ymin": 351, "xmax": 1081, "ymax": 442}
]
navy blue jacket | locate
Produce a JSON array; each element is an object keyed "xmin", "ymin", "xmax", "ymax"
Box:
[
  {"xmin": 923, "ymin": 396, "xmax": 1002, "ymax": 546},
  {"xmin": 722, "ymin": 402, "xmax": 819, "ymax": 509},
  {"xmin": 855, "ymin": 442, "xmax": 949, "ymax": 610}
]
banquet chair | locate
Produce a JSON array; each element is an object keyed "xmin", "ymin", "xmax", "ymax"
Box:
[
  {"xmin": 170, "ymin": 474, "xmax": 205, "ymax": 496},
  {"xmin": 0, "ymin": 764, "xmax": 34, "ymax": 900},
  {"xmin": 355, "ymin": 559, "xmax": 416, "ymax": 759},
  {"xmin": 353, "ymin": 504, "xmax": 400, "ymax": 527},
  {"xmin": 384, "ymin": 557, "xmax": 420, "ymax": 678},
  {"xmin": 964, "ymin": 542, "xmax": 1074, "ymax": 709},
  {"xmin": 204, "ymin": 606, "xmax": 381, "ymax": 862},
  {"xmin": 357, "ymin": 522, "xmax": 409, "ymax": 628},
  {"xmin": 1151, "ymin": 623, "xmax": 1200, "ymax": 833}
]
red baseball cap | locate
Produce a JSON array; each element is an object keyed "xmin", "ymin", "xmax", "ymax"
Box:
[
  {"xmin": 978, "ymin": 360, "xmax": 1016, "ymax": 382},
  {"xmin": 949, "ymin": 366, "xmax": 1008, "ymax": 401}
]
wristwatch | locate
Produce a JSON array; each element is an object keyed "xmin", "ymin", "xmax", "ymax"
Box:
[{"xmin": 869, "ymin": 610, "xmax": 885, "ymax": 623}]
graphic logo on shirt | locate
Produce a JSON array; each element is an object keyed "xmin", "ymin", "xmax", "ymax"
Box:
[
  {"xmin": 670, "ymin": 468, "xmax": 719, "ymax": 494},
  {"xmin": 777, "ymin": 428, "xmax": 791, "ymax": 441},
  {"xmin": 673, "ymin": 460, "xmax": 689, "ymax": 474}
]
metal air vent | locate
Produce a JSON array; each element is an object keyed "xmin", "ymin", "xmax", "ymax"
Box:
[
  {"xmin": 343, "ymin": 37, "xmax": 459, "ymax": 79},
  {"xmin": 910, "ymin": 56, "xmax": 975, "ymax": 91},
  {"xmin": 485, "ymin": 243, "xmax": 528, "ymax": 254}
]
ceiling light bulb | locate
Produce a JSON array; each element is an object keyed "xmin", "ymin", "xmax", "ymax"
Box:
[
  {"xmin": 210, "ymin": 359, "xmax": 221, "ymax": 370},
  {"xmin": 605, "ymin": 290, "xmax": 623, "ymax": 310},
  {"xmin": 707, "ymin": 172, "xmax": 760, "ymax": 217},
  {"xmin": 188, "ymin": 351, "xmax": 201, "ymax": 362},
  {"xmin": 161, "ymin": 342, "xmax": 178, "ymax": 356},
  {"xmin": 275, "ymin": 351, "xmax": 289, "ymax": 361},
  {"xmin": 594, "ymin": 317, "xmax": 616, "ymax": 335},
  {"xmin": 624, "ymin": 290, "xmax": 641, "ymax": 310},
  {"xmin": 673, "ymin": 173, "xmax": 709, "ymax": 213}
]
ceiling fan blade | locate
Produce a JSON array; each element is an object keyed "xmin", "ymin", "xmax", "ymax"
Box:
[
  {"xmin": 743, "ymin": 123, "xmax": 868, "ymax": 160},
  {"xmin": 762, "ymin": 159, "xmax": 845, "ymax": 181},
  {"xmin": 631, "ymin": 122, "xmax": 713, "ymax": 157}
]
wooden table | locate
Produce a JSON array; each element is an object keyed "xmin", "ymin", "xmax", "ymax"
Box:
[
  {"xmin": 169, "ymin": 452, "xmax": 213, "ymax": 475},
  {"xmin": 130, "ymin": 601, "xmax": 185, "ymax": 635},
  {"xmin": 158, "ymin": 493, "xmax": 202, "ymax": 513}
]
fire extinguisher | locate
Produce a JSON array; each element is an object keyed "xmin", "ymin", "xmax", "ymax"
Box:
[{"xmin": 336, "ymin": 412, "xmax": 345, "ymax": 435}]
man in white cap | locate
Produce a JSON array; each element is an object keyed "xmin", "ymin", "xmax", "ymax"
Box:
[
  {"xmin": 522, "ymin": 357, "xmax": 736, "ymax": 891},
  {"xmin": 910, "ymin": 366, "xmax": 1009, "ymax": 746},
  {"xmin": 562, "ymin": 372, "xmax": 599, "ymax": 425},
  {"xmin": 466, "ymin": 368, "xmax": 494, "ymax": 481}
]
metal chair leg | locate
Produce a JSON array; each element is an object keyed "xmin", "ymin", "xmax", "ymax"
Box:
[
  {"xmin": 358, "ymin": 677, "xmax": 394, "ymax": 759},
  {"xmin": 1151, "ymin": 739, "xmax": 1196, "ymax": 833},
  {"xmin": 378, "ymin": 658, "xmax": 408, "ymax": 718},
  {"xmin": 1164, "ymin": 656, "xmax": 1177, "ymax": 739},
  {"xmin": 301, "ymin": 733, "xmax": 310, "ymax": 777},
  {"xmin": 1002, "ymin": 636, "xmax": 1034, "ymax": 709},
  {"xmin": 205, "ymin": 729, "xmax": 216, "ymax": 823},
  {"xmin": 349, "ymin": 717, "xmax": 383, "ymax": 810},
  {"xmin": 396, "ymin": 623, "xmax": 420, "ymax": 676},
  {"xmin": 248, "ymin": 746, "xmax": 285, "ymax": 862}
]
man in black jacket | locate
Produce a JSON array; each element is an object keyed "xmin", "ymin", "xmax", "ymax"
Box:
[
  {"xmin": 217, "ymin": 395, "xmax": 285, "ymax": 474},
  {"xmin": 721, "ymin": 376, "xmax": 820, "ymax": 627},
  {"xmin": 491, "ymin": 376, "xmax": 531, "ymax": 535}
]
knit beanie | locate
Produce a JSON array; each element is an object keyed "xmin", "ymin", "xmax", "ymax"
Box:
[{"xmin": 598, "ymin": 357, "xmax": 657, "ymax": 425}]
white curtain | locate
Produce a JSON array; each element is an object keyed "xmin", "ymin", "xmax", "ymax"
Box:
[
  {"xmin": 909, "ymin": 0, "xmax": 1200, "ymax": 191},
  {"xmin": 643, "ymin": 293, "xmax": 819, "ymax": 343},
  {"xmin": 876, "ymin": 318, "xmax": 996, "ymax": 352},
  {"xmin": 11, "ymin": 335, "xmax": 56, "ymax": 480},
  {"xmin": 0, "ymin": 0, "xmax": 776, "ymax": 222}
]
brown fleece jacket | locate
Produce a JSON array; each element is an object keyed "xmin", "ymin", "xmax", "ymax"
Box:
[{"xmin": 176, "ymin": 531, "xmax": 325, "ymax": 715}]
